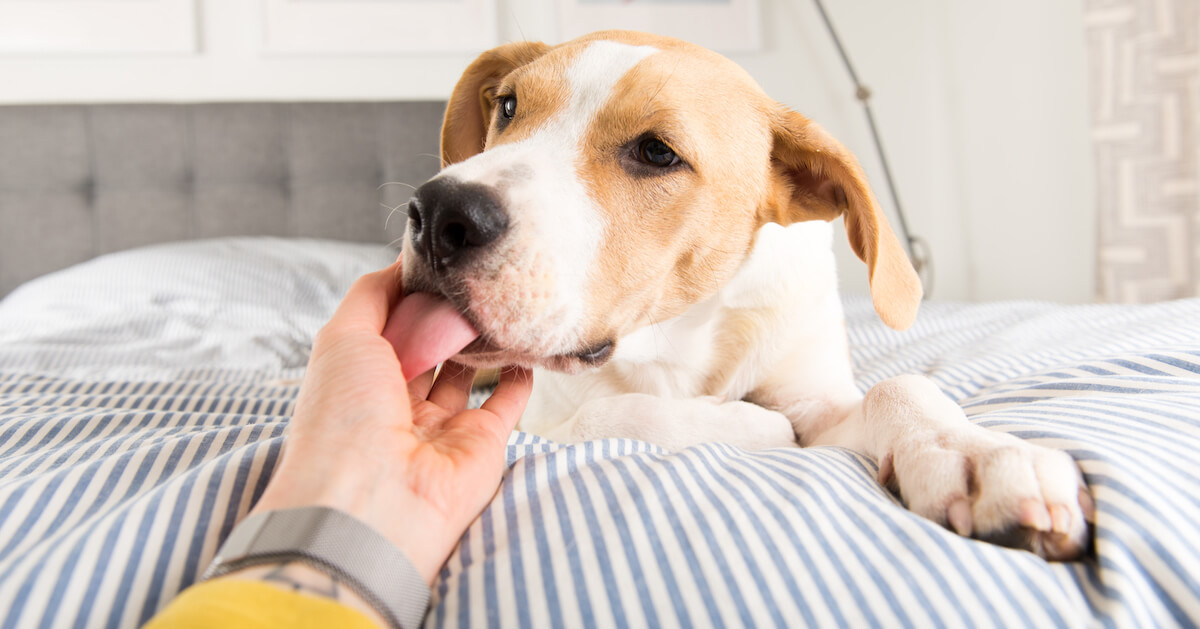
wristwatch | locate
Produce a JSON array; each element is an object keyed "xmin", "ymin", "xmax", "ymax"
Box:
[{"xmin": 202, "ymin": 506, "xmax": 430, "ymax": 629}]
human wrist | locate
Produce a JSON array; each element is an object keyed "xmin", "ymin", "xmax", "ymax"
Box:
[
  {"xmin": 205, "ymin": 506, "xmax": 432, "ymax": 629},
  {"xmin": 251, "ymin": 460, "xmax": 456, "ymax": 584}
]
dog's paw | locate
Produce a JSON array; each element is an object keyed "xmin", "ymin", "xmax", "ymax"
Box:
[{"xmin": 881, "ymin": 427, "xmax": 1094, "ymax": 561}]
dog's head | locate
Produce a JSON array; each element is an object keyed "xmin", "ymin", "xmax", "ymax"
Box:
[{"xmin": 402, "ymin": 30, "xmax": 921, "ymax": 372}]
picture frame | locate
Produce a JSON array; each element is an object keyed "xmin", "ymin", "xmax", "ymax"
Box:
[{"xmin": 263, "ymin": 0, "xmax": 497, "ymax": 54}]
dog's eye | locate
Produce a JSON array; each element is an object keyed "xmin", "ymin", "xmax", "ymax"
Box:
[
  {"xmin": 638, "ymin": 138, "xmax": 678, "ymax": 167},
  {"xmin": 501, "ymin": 95, "xmax": 517, "ymax": 120}
]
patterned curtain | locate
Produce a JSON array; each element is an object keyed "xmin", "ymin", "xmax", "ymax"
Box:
[{"xmin": 1085, "ymin": 0, "xmax": 1199, "ymax": 302}]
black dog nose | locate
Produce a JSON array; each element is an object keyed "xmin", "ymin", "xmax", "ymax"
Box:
[{"xmin": 408, "ymin": 177, "xmax": 509, "ymax": 271}]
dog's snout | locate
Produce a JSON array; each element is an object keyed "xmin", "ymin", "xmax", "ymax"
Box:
[{"xmin": 409, "ymin": 178, "xmax": 509, "ymax": 271}]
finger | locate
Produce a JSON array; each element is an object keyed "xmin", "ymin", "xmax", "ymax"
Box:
[
  {"xmin": 480, "ymin": 366, "xmax": 534, "ymax": 436},
  {"xmin": 444, "ymin": 366, "xmax": 533, "ymax": 452},
  {"xmin": 326, "ymin": 260, "xmax": 405, "ymax": 335},
  {"xmin": 407, "ymin": 367, "xmax": 437, "ymax": 401},
  {"xmin": 427, "ymin": 361, "xmax": 477, "ymax": 415}
]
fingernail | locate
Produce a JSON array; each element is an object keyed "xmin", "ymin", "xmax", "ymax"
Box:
[{"xmin": 948, "ymin": 499, "xmax": 973, "ymax": 537}]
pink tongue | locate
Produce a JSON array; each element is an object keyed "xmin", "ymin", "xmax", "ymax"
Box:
[{"xmin": 382, "ymin": 292, "xmax": 480, "ymax": 381}]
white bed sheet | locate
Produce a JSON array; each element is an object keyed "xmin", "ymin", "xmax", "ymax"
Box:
[{"xmin": 1, "ymin": 238, "xmax": 1198, "ymax": 628}]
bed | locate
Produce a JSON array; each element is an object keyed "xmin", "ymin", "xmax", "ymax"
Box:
[{"xmin": 1, "ymin": 104, "xmax": 1199, "ymax": 628}]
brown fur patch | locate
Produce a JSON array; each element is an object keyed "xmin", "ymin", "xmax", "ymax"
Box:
[
  {"xmin": 441, "ymin": 40, "xmax": 552, "ymax": 166},
  {"xmin": 570, "ymin": 34, "xmax": 775, "ymax": 346},
  {"xmin": 437, "ymin": 30, "xmax": 922, "ymax": 370},
  {"xmin": 561, "ymin": 31, "xmax": 919, "ymax": 343},
  {"xmin": 765, "ymin": 109, "xmax": 923, "ymax": 329}
]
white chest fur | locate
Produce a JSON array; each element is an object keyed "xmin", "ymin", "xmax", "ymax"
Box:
[{"xmin": 519, "ymin": 220, "xmax": 850, "ymax": 436}]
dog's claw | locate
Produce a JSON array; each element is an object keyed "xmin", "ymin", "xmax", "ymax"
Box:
[
  {"xmin": 948, "ymin": 498, "xmax": 973, "ymax": 536},
  {"xmin": 1079, "ymin": 486, "xmax": 1096, "ymax": 523},
  {"xmin": 1049, "ymin": 504, "xmax": 1072, "ymax": 534},
  {"xmin": 1018, "ymin": 498, "xmax": 1053, "ymax": 532},
  {"xmin": 877, "ymin": 452, "xmax": 894, "ymax": 487}
]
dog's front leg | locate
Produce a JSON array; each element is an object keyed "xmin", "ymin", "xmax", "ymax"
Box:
[
  {"xmin": 806, "ymin": 375, "xmax": 1093, "ymax": 560},
  {"xmin": 543, "ymin": 393, "xmax": 797, "ymax": 452}
]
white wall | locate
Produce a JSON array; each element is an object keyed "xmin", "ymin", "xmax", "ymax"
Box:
[{"xmin": 0, "ymin": 0, "xmax": 1096, "ymax": 303}]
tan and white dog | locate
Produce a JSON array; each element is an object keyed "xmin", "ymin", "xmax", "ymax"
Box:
[{"xmin": 401, "ymin": 31, "xmax": 1092, "ymax": 560}]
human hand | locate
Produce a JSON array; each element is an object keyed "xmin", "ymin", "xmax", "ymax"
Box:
[{"xmin": 249, "ymin": 259, "xmax": 532, "ymax": 585}]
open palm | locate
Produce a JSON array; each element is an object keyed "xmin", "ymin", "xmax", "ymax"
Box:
[{"xmin": 252, "ymin": 260, "xmax": 532, "ymax": 584}]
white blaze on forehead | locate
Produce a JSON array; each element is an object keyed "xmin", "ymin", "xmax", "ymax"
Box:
[
  {"xmin": 535, "ymin": 40, "xmax": 657, "ymax": 337},
  {"xmin": 562, "ymin": 40, "xmax": 659, "ymax": 136},
  {"xmin": 535, "ymin": 41, "xmax": 657, "ymax": 348}
]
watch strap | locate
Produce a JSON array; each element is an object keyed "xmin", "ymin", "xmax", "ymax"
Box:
[{"xmin": 202, "ymin": 507, "xmax": 429, "ymax": 629}]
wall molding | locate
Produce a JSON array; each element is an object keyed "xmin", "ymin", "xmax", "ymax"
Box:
[
  {"xmin": 262, "ymin": 0, "xmax": 497, "ymax": 54},
  {"xmin": 0, "ymin": 0, "xmax": 197, "ymax": 55}
]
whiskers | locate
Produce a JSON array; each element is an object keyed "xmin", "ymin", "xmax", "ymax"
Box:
[
  {"xmin": 378, "ymin": 181, "xmax": 418, "ymax": 192},
  {"xmin": 382, "ymin": 199, "xmax": 411, "ymax": 231},
  {"xmin": 500, "ymin": 364, "xmax": 535, "ymax": 387},
  {"xmin": 647, "ymin": 312, "xmax": 680, "ymax": 361},
  {"xmin": 391, "ymin": 259, "xmax": 404, "ymax": 287}
]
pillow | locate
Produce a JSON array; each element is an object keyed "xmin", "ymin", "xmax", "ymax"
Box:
[{"xmin": 0, "ymin": 238, "xmax": 397, "ymax": 379}]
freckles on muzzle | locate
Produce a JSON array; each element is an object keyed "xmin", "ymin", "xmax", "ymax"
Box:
[{"xmin": 459, "ymin": 247, "xmax": 572, "ymax": 355}]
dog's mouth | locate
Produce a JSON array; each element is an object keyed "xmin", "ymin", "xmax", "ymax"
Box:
[
  {"xmin": 458, "ymin": 334, "xmax": 614, "ymax": 368},
  {"xmin": 405, "ymin": 285, "xmax": 615, "ymax": 372},
  {"xmin": 454, "ymin": 328, "xmax": 615, "ymax": 373}
]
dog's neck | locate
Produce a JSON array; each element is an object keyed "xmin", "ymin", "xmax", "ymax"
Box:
[{"xmin": 521, "ymin": 221, "xmax": 849, "ymax": 433}]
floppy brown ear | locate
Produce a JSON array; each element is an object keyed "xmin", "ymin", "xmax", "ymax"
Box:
[
  {"xmin": 762, "ymin": 108, "xmax": 922, "ymax": 330},
  {"xmin": 441, "ymin": 41, "xmax": 550, "ymax": 167}
]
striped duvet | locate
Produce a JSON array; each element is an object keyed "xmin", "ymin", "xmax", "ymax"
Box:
[{"xmin": 0, "ymin": 238, "xmax": 1198, "ymax": 628}]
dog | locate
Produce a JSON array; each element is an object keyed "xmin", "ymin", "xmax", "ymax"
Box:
[{"xmin": 401, "ymin": 30, "xmax": 1092, "ymax": 560}]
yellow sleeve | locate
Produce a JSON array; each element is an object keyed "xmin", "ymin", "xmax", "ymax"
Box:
[{"xmin": 143, "ymin": 579, "xmax": 380, "ymax": 629}]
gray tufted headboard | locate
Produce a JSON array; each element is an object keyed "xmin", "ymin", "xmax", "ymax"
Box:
[{"xmin": 0, "ymin": 102, "xmax": 447, "ymax": 296}]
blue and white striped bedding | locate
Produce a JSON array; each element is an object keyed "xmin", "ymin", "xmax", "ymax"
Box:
[{"xmin": 1, "ymin": 238, "xmax": 1198, "ymax": 628}]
